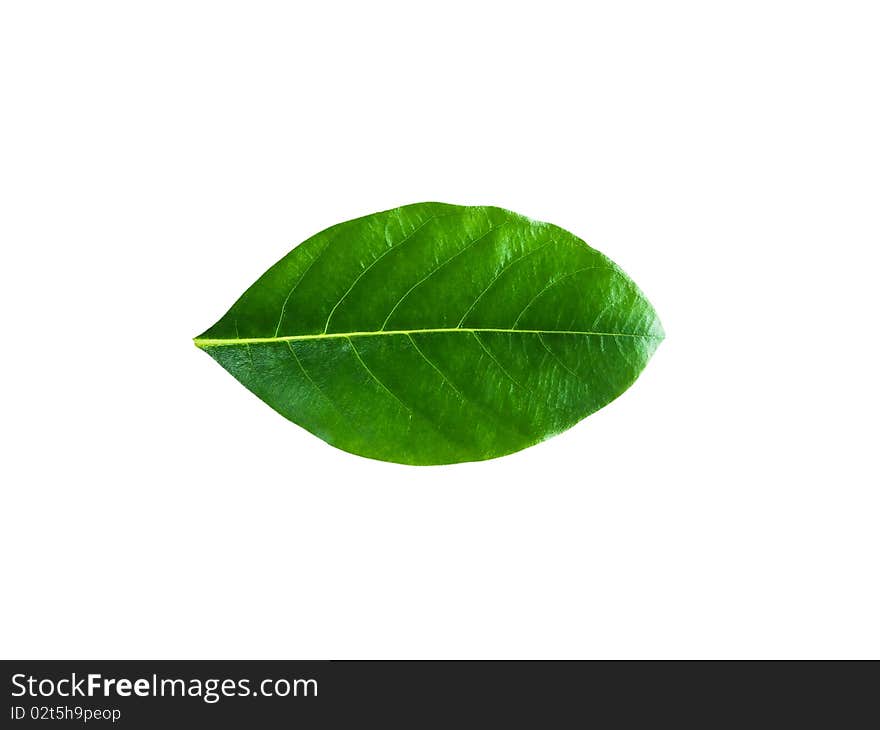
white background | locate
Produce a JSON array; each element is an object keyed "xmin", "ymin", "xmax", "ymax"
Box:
[{"xmin": 2, "ymin": 1, "xmax": 878, "ymax": 659}]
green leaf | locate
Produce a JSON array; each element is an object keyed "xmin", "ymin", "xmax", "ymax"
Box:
[{"xmin": 194, "ymin": 203, "xmax": 664, "ymax": 465}]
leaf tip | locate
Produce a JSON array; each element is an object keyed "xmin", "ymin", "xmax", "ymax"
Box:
[{"xmin": 655, "ymin": 318, "xmax": 666, "ymax": 342}]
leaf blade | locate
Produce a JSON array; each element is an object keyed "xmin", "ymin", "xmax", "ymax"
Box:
[{"xmin": 195, "ymin": 203, "xmax": 663, "ymax": 465}]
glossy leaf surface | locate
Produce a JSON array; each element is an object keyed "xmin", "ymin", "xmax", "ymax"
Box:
[{"xmin": 195, "ymin": 203, "xmax": 664, "ymax": 464}]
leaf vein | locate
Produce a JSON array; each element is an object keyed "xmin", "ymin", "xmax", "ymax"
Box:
[
  {"xmin": 322, "ymin": 211, "xmax": 457, "ymax": 333},
  {"xmin": 406, "ymin": 334, "xmax": 531, "ymax": 440},
  {"xmin": 285, "ymin": 341, "xmax": 344, "ymax": 416},
  {"xmin": 457, "ymin": 237, "xmax": 556, "ymax": 327},
  {"xmin": 471, "ymin": 331, "xmax": 528, "ymax": 392},
  {"xmin": 274, "ymin": 238, "xmax": 333, "ymax": 337},
  {"xmin": 346, "ymin": 337, "xmax": 413, "ymax": 416},
  {"xmin": 538, "ymin": 334, "xmax": 586, "ymax": 384},
  {"xmin": 511, "ymin": 266, "xmax": 614, "ymax": 329},
  {"xmin": 380, "ymin": 221, "xmax": 510, "ymax": 330},
  {"xmin": 195, "ymin": 327, "xmax": 660, "ymax": 347}
]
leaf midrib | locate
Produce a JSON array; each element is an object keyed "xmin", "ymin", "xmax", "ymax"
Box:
[{"xmin": 194, "ymin": 327, "xmax": 660, "ymax": 348}]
